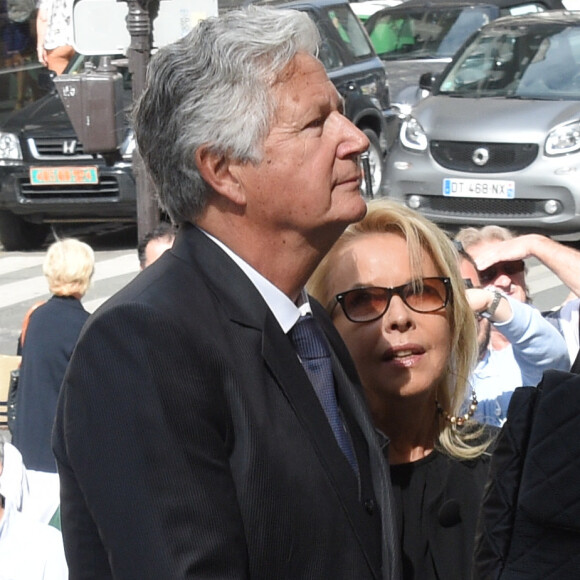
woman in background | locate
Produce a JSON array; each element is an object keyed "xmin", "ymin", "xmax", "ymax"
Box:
[
  {"xmin": 309, "ymin": 200, "xmax": 496, "ymax": 580},
  {"xmin": 12, "ymin": 238, "xmax": 94, "ymax": 523}
]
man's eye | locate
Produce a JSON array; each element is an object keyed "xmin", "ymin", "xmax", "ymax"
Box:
[{"xmin": 306, "ymin": 118, "xmax": 324, "ymax": 129}]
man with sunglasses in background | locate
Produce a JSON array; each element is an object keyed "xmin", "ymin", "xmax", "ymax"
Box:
[
  {"xmin": 464, "ymin": 229, "xmax": 580, "ymax": 367},
  {"xmin": 455, "ymin": 229, "xmax": 570, "ymax": 426}
]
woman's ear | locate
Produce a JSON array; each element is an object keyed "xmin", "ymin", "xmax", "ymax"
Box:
[{"xmin": 195, "ymin": 145, "xmax": 246, "ymax": 206}]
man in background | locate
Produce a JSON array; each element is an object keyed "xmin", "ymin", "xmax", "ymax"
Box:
[
  {"xmin": 137, "ymin": 222, "xmax": 176, "ymax": 270},
  {"xmin": 457, "ymin": 243, "xmax": 569, "ymax": 426}
]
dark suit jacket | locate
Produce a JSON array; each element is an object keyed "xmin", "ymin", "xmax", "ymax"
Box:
[
  {"xmin": 13, "ymin": 295, "xmax": 89, "ymax": 472},
  {"xmin": 52, "ymin": 223, "xmax": 401, "ymax": 579}
]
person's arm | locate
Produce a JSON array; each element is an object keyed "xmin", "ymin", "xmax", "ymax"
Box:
[
  {"xmin": 492, "ymin": 295, "xmax": 570, "ymax": 385},
  {"xmin": 36, "ymin": 0, "xmax": 50, "ymax": 66},
  {"xmin": 466, "ymin": 287, "xmax": 512, "ymax": 323},
  {"xmin": 473, "ymin": 233, "xmax": 580, "ymax": 297}
]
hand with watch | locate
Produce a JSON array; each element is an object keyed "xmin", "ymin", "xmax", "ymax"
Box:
[
  {"xmin": 480, "ymin": 289, "xmax": 504, "ymax": 320},
  {"xmin": 465, "ymin": 286, "xmax": 510, "ymax": 323}
]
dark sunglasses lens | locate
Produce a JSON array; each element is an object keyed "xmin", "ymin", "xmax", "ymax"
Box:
[
  {"xmin": 342, "ymin": 288, "xmax": 389, "ymax": 322},
  {"xmin": 479, "ymin": 266, "xmax": 496, "ymax": 284},
  {"xmin": 403, "ymin": 279, "xmax": 448, "ymax": 312},
  {"xmin": 480, "ymin": 260, "xmax": 524, "ymax": 284},
  {"xmin": 505, "ymin": 260, "xmax": 525, "ymax": 275}
]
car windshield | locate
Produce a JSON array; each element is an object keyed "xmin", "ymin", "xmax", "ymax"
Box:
[
  {"xmin": 438, "ymin": 22, "xmax": 580, "ymax": 100},
  {"xmin": 366, "ymin": 5, "xmax": 497, "ymax": 60}
]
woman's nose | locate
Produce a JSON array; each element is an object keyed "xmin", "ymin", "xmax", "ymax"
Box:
[{"xmin": 382, "ymin": 295, "xmax": 413, "ymax": 331}]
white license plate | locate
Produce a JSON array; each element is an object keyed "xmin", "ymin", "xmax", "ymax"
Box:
[{"xmin": 443, "ymin": 178, "xmax": 515, "ymax": 199}]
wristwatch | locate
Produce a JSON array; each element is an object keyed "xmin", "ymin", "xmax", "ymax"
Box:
[{"xmin": 480, "ymin": 289, "xmax": 503, "ymax": 319}]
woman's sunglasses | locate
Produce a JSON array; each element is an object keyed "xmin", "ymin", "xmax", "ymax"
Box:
[{"xmin": 332, "ymin": 277, "xmax": 451, "ymax": 323}]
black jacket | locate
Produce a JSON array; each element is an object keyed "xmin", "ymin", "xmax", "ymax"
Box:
[
  {"xmin": 473, "ymin": 370, "xmax": 580, "ymax": 579},
  {"xmin": 52, "ymin": 224, "xmax": 402, "ymax": 579},
  {"xmin": 13, "ymin": 295, "xmax": 89, "ymax": 472}
]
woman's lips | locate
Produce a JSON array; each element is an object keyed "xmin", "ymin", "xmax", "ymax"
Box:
[{"xmin": 383, "ymin": 345, "xmax": 425, "ymax": 368}]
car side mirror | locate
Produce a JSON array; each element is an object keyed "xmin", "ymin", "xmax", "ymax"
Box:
[
  {"xmin": 38, "ymin": 69, "xmax": 57, "ymax": 94},
  {"xmin": 419, "ymin": 72, "xmax": 435, "ymax": 91}
]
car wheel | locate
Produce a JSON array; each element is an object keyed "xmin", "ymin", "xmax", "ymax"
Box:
[
  {"xmin": 361, "ymin": 129, "xmax": 384, "ymax": 198},
  {"xmin": 0, "ymin": 211, "xmax": 50, "ymax": 251}
]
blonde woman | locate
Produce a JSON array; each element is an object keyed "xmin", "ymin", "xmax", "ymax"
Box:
[
  {"xmin": 308, "ymin": 199, "xmax": 496, "ymax": 580},
  {"xmin": 12, "ymin": 238, "xmax": 94, "ymax": 523}
]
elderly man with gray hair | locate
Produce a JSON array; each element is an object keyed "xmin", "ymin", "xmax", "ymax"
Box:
[{"xmin": 52, "ymin": 6, "xmax": 401, "ymax": 579}]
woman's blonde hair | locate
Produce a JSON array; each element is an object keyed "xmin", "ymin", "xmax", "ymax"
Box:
[
  {"xmin": 43, "ymin": 238, "xmax": 95, "ymax": 297},
  {"xmin": 309, "ymin": 199, "xmax": 491, "ymax": 460}
]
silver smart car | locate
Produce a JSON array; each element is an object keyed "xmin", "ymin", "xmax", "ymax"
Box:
[{"xmin": 384, "ymin": 10, "xmax": 580, "ymax": 236}]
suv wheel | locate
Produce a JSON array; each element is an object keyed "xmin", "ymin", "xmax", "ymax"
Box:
[
  {"xmin": 361, "ymin": 129, "xmax": 384, "ymax": 198},
  {"xmin": 0, "ymin": 211, "xmax": 50, "ymax": 251}
]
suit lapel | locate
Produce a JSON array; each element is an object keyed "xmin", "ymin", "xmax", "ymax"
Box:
[
  {"xmin": 264, "ymin": 307, "xmax": 403, "ymax": 580},
  {"xmin": 174, "ymin": 226, "xmax": 400, "ymax": 578},
  {"xmin": 318, "ymin": 307, "xmax": 402, "ymax": 580}
]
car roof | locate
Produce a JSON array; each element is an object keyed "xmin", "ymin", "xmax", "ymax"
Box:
[
  {"xmin": 241, "ymin": 0, "xmax": 355, "ymax": 8},
  {"xmin": 480, "ymin": 8, "xmax": 580, "ymax": 28},
  {"xmin": 377, "ymin": 0, "xmax": 566, "ymax": 11}
]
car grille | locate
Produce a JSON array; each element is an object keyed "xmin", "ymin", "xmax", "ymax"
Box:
[
  {"xmin": 20, "ymin": 176, "xmax": 121, "ymax": 200},
  {"xmin": 424, "ymin": 196, "xmax": 545, "ymax": 217},
  {"xmin": 430, "ymin": 141, "xmax": 538, "ymax": 173},
  {"xmin": 28, "ymin": 137, "xmax": 93, "ymax": 160}
]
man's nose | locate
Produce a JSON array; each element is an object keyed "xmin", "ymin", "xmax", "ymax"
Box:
[
  {"xmin": 492, "ymin": 273, "xmax": 512, "ymax": 289},
  {"xmin": 336, "ymin": 115, "xmax": 370, "ymax": 158}
]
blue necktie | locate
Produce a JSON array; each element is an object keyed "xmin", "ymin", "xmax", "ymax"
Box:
[{"xmin": 290, "ymin": 315, "xmax": 358, "ymax": 473}]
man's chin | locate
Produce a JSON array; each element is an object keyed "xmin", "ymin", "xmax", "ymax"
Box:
[{"xmin": 346, "ymin": 190, "xmax": 368, "ymax": 223}]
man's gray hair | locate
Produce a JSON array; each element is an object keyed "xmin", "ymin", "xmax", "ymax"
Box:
[{"xmin": 133, "ymin": 6, "xmax": 320, "ymax": 224}]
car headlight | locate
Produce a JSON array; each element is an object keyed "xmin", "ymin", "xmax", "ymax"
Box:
[
  {"xmin": 0, "ymin": 132, "xmax": 23, "ymax": 161},
  {"xmin": 360, "ymin": 80, "xmax": 378, "ymax": 97},
  {"xmin": 393, "ymin": 103, "xmax": 413, "ymax": 119},
  {"xmin": 400, "ymin": 117, "xmax": 428, "ymax": 151},
  {"xmin": 545, "ymin": 121, "xmax": 580, "ymax": 156}
]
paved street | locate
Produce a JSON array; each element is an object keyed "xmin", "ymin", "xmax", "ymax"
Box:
[
  {"xmin": 0, "ymin": 226, "xmax": 140, "ymax": 354},
  {"xmin": 0, "ymin": 224, "xmax": 573, "ymax": 355}
]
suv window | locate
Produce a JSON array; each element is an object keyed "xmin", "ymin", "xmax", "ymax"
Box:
[
  {"xmin": 310, "ymin": 4, "xmax": 375, "ymax": 69},
  {"xmin": 326, "ymin": 5, "xmax": 374, "ymax": 59}
]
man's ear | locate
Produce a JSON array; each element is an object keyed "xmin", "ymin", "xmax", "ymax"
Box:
[{"xmin": 195, "ymin": 145, "xmax": 246, "ymax": 205}]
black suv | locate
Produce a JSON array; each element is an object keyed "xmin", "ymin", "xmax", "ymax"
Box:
[
  {"xmin": 0, "ymin": 54, "xmax": 136, "ymax": 250},
  {"xmin": 0, "ymin": 0, "xmax": 395, "ymax": 250}
]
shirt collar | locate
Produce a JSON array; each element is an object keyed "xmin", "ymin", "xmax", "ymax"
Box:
[{"xmin": 199, "ymin": 228, "xmax": 311, "ymax": 333}]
